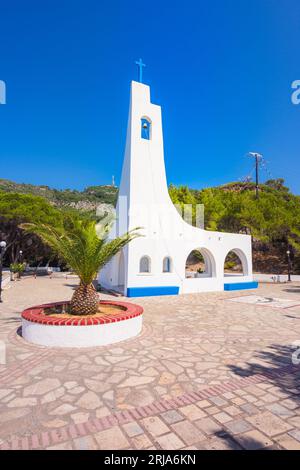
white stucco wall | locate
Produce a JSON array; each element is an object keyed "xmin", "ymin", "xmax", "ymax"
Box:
[{"xmin": 22, "ymin": 315, "xmax": 143, "ymax": 348}]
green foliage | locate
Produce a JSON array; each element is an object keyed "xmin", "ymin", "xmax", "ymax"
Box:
[
  {"xmin": 265, "ymin": 178, "xmax": 289, "ymax": 192},
  {"xmin": 192, "ymin": 250, "xmax": 205, "ymax": 263},
  {"xmin": 169, "ymin": 180, "xmax": 300, "ymax": 254},
  {"xmin": 0, "ymin": 192, "xmax": 65, "ymax": 265},
  {"xmin": 0, "ymin": 179, "xmax": 118, "ymax": 208},
  {"xmin": 21, "ymin": 216, "xmax": 140, "ymax": 285},
  {"xmin": 0, "ymin": 191, "xmax": 64, "ymax": 225},
  {"xmin": 10, "ymin": 262, "xmax": 25, "ymax": 273},
  {"xmin": 1, "ymin": 177, "xmax": 300, "ymax": 272},
  {"xmin": 224, "ymin": 261, "xmax": 236, "ymax": 270}
]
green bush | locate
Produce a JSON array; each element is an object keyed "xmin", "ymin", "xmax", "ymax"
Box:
[
  {"xmin": 224, "ymin": 261, "xmax": 236, "ymax": 270},
  {"xmin": 10, "ymin": 262, "xmax": 25, "ymax": 274}
]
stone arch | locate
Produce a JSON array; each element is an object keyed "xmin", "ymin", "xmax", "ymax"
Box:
[
  {"xmin": 185, "ymin": 248, "xmax": 216, "ymax": 278},
  {"xmin": 224, "ymin": 248, "xmax": 248, "ymax": 276},
  {"xmin": 139, "ymin": 255, "xmax": 151, "ymax": 273}
]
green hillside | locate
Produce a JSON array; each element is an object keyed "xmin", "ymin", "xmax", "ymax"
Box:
[{"xmin": 0, "ymin": 179, "xmax": 118, "ymax": 208}]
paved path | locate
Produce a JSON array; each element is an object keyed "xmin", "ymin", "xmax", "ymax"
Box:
[{"xmin": 0, "ymin": 277, "xmax": 300, "ymax": 450}]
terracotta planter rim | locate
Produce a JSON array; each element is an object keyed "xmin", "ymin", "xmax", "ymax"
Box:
[{"xmin": 21, "ymin": 300, "xmax": 143, "ymax": 326}]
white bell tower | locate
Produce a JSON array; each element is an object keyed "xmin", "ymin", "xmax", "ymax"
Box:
[{"xmin": 99, "ymin": 79, "xmax": 256, "ymax": 297}]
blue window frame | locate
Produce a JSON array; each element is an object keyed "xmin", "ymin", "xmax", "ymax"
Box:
[
  {"xmin": 163, "ymin": 257, "xmax": 171, "ymax": 273},
  {"xmin": 140, "ymin": 256, "xmax": 151, "ymax": 273},
  {"xmin": 141, "ymin": 117, "xmax": 151, "ymax": 140}
]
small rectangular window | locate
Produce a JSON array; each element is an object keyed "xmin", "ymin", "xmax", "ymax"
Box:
[{"xmin": 141, "ymin": 118, "xmax": 151, "ymax": 140}]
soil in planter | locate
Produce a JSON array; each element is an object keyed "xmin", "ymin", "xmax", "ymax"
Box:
[{"xmin": 43, "ymin": 303, "xmax": 126, "ymax": 319}]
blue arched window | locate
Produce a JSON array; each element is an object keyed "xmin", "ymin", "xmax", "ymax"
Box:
[
  {"xmin": 141, "ymin": 117, "xmax": 151, "ymax": 140},
  {"xmin": 163, "ymin": 257, "xmax": 172, "ymax": 273}
]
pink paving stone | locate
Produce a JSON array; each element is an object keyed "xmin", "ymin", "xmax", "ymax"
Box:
[
  {"xmin": 144, "ymin": 403, "xmax": 160, "ymax": 414},
  {"xmin": 198, "ymin": 390, "xmax": 213, "ymax": 398},
  {"xmin": 114, "ymin": 413, "xmax": 129, "ymax": 425},
  {"xmin": 21, "ymin": 436, "xmax": 29, "ymax": 450},
  {"xmin": 188, "ymin": 392, "xmax": 202, "ymax": 401},
  {"xmin": 136, "ymin": 407, "xmax": 150, "ymax": 418},
  {"xmin": 172, "ymin": 420, "xmax": 205, "ymax": 446},
  {"xmin": 213, "ymin": 412, "xmax": 232, "ymax": 424},
  {"xmin": 0, "ymin": 442, "xmax": 11, "ymax": 450},
  {"xmin": 163, "ymin": 399, "xmax": 177, "ymax": 409},
  {"xmin": 31, "ymin": 434, "xmax": 41, "ymax": 449},
  {"xmin": 141, "ymin": 416, "xmax": 169, "ymax": 437},
  {"xmin": 100, "ymin": 416, "xmax": 112, "ymax": 429},
  {"xmin": 122, "ymin": 422, "xmax": 144, "ymax": 438},
  {"xmin": 40, "ymin": 432, "xmax": 50, "ymax": 448},
  {"xmin": 91, "ymin": 418, "xmax": 104, "ymax": 432},
  {"xmin": 50, "ymin": 429, "xmax": 64, "ymax": 445},
  {"xmin": 68, "ymin": 424, "xmax": 80, "ymax": 439},
  {"xmin": 76, "ymin": 423, "xmax": 88, "ymax": 436},
  {"xmin": 161, "ymin": 410, "xmax": 184, "ymax": 424},
  {"xmin": 154, "ymin": 401, "xmax": 168, "ymax": 412},
  {"xmin": 128, "ymin": 409, "xmax": 143, "ymax": 420},
  {"xmin": 84, "ymin": 420, "xmax": 99, "ymax": 434},
  {"xmin": 156, "ymin": 432, "xmax": 185, "ymax": 450},
  {"xmin": 180, "ymin": 394, "xmax": 194, "ymax": 404},
  {"xmin": 221, "ymin": 383, "xmax": 237, "ymax": 392},
  {"xmin": 206, "ymin": 387, "xmax": 219, "ymax": 396},
  {"xmin": 11, "ymin": 437, "xmax": 20, "ymax": 450},
  {"xmin": 108, "ymin": 415, "xmax": 120, "ymax": 426},
  {"xmin": 172, "ymin": 396, "xmax": 186, "ymax": 406},
  {"xmin": 224, "ymin": 382, "xmax": 240, "ymax": 391},
  {"xmin": 209, "ymin": 386, "xmax": 225, "ymax": 394}
]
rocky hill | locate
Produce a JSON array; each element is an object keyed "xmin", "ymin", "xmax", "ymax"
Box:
[{"xmin": 0, "ymin": 178, "xmax": 118, "ymax": 212}]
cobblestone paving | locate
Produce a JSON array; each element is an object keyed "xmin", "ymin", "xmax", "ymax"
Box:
[{"xmin": 0, "ymin": 277, "xmax": 300, "ymax": 450}]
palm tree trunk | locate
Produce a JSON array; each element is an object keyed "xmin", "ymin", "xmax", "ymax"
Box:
[{"xmin": 70, "ymin": 282, "xmax": 99, "ymax": 315}]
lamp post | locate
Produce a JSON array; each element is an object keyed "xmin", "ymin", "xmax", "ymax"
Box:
[
  {"xmin": 248, "ymin": 152, "xmax": 263, "ymax": 199},
  {"xmin": 0, "ymin": 241, "xmax": 7, "ymax": 303},
  {"xmin": 19, "ymin": 250, "xmax": 23, "ymax": 279},
  {"xmin": 286, "ymin": 249, "xmax": 292, "ymax": 282}
]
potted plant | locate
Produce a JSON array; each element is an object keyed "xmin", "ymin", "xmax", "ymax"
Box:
[
  {"xmin": 195, "ymin": 267, "xmax": 204, "ymax": 278},
  {"xmin": 10, "ymin": 262, "xmax": 25, "ymax": 280}
]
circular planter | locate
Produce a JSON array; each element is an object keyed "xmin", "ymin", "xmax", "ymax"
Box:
[{"xmin": 21, "ymin": 301, "xmax": 143, "ymax": 348}]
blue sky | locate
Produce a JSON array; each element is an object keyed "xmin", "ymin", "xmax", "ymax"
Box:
[{"xmin": 0, "ymin": 0, "xmax": 299, "ymax": 193}]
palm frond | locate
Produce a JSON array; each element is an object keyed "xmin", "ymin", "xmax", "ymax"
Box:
[{"xmin": 20, "ymin": 217, "xmax": 141, "ymax": 284}]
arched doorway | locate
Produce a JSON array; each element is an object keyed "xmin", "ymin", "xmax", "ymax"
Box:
[
  {"xmin": 224, "ymin": 249, "xmax": 248, "ymax": 277},
  {"xmin": 185, "ymin": 248, "xmax": 216, "ymax": 278}
]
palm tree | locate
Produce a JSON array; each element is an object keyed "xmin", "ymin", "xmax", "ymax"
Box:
[{"xmin": 21, "ymin": 216, "xmax": 140, "ymax": 315}]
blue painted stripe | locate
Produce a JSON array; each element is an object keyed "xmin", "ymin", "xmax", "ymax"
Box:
[
  {"xmin": 224, "ymin": 281, "xmax": 258, "ymax": 291},
  {"xmin": 127, "ymin": 286, "xmax": 179, "ymax": 297}
]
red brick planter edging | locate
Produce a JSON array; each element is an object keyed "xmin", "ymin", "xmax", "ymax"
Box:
[{"xmin": 21, "ymin": 301, "xmax": 143, "ymax": 326}]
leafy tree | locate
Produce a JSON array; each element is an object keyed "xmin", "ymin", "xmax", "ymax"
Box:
[
  {"xmin": 265, "ymin": 178, "xmax": 289, "ymax": 192},
  {"xmin": 168, "ymin": 182, "xmax": 300, "ymax": 272},
  {"xmin": 0, "ymin": 192, "xmax": 65, "ymax": 265}
]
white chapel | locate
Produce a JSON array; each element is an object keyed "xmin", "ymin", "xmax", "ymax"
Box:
[{"xmin": 99, "ymin": 77, "xmax": 257, "ymax": 297}]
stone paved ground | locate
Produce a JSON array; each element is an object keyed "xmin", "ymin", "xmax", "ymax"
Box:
[{"xmin": 0, "ymin": 276, "xmax": 300, "ymax": 450}]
